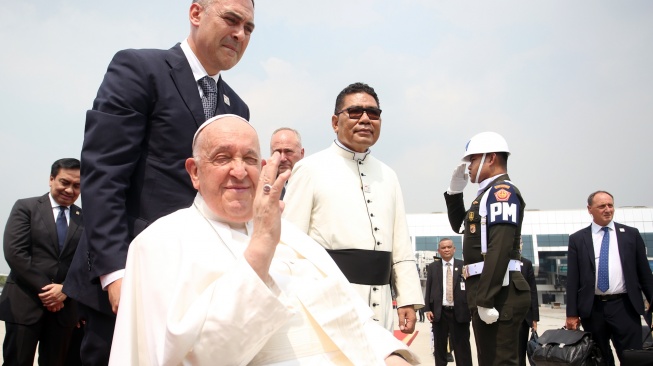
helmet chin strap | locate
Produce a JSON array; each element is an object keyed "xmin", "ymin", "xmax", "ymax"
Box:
[{"xmin": 475, "ymin": 153, "xmax": 486, "ymax": 184}]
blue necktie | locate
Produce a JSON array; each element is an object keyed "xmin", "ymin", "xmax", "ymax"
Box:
[
  {"xmin": 597, "ymin": 227, "xmax": 610, "ymax": 292},
  {"xmin": 56, "ymin": 206, "xmax": 68, "ymax": 251}
]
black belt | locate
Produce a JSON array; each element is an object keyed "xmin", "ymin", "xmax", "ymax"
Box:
[
  {"xmin": 595, "ymin": 293, "xmax": 626, "ymax": 302},
  {"xmin": 326, "ymin": 249, "xmax": 392, "ymax": 286},
  {"xmin": 442, "ymin": 306, "xmax": 455, "ymax": 311}
]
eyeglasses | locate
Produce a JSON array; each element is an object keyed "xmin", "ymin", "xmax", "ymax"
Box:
[{"xmin": 335, "ymin": 106, "xmax": 382, "ymax": 120}]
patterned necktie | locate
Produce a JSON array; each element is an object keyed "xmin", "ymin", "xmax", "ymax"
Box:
[
  {"xmin": 198, "ymin": 76, "xmax": 218, "ymax": 120},
  {"xmin": 56, "ymin": 206, "xmax": 68, "ymax": 251},
  {"xmin": 446, "ymin": 263, "xmax": 453, "ymax": 303},
  {"xmin": 597, "ymin": 227, "xmax": 610, "ymax": 292}
]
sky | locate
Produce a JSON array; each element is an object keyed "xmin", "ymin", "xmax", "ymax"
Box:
[{"xmin": 1, "ymin": 1, "xmax": 652, "ymax": 274}]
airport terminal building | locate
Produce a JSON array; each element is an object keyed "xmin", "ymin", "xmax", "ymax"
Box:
[{"xmin": 409, "ymin": 206, "xmax": 653, "ymax": 307}]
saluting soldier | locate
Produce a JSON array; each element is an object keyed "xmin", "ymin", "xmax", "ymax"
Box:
[{"xmin": 443, "ymin": 132, "xmax": 531, "ymax": 366}]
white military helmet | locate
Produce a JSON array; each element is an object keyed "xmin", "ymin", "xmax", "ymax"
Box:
[{"xmin": 461, "ymin": 131, "xmax": 510, "ymax": 162}]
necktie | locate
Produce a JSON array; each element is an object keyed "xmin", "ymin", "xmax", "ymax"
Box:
[
  {"xmin": 56, "ymin": 206, "xmax": 68, "ymax": 251},
  {"xmin": 597, "ymin": 227, "xmax": 610, "ymax": 292},
  {"xmin": 198, "ymin": 76, "xmax": 218, "ymax": 120},
  {"xmin": 446, "ymin": 263, "xmax": 453, "ymax": 303}
]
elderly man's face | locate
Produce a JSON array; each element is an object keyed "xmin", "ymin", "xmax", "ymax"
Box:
[
  {"xmin": 438, "ymin": 240, "xmax": 455, "ymax": 262},
  {"xmin": 270, "ymin": 130, "xmax": 304, "ymax": 174},
  {"xmin": 189, "ymin": 0, "xmax": 255, "ymax": 75},
  {"xmin": 588, "ymin": 192, "xmax": 615, "ymax": 227},
  {"xmin": 332, "ymin": 92, "xmax": 381, "ymax": 153},
  {"xmin": 187, "ymin": 118, "xmax": 261, "ymax": 223}
]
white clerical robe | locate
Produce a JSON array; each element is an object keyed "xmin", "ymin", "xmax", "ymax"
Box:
[
  {"xmin": 109, "ymin": 195, "xmax": 418, "ymax": 366},
  {"xmin": 283, "ymin": 142, "xmax": 424, "ymax": 331}
]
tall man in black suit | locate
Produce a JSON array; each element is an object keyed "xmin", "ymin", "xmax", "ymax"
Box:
[
  {"xmin": 424, "ymin": 238, "xmax": 473, "ymax": 366},
  {"xmin": 0, "ymin": 158, "xmax": 83, "ymax": 366},
  {"xmin": 566, "ymin": 190, "xmax": 653, "ymax": 365},
  {"xmin": 63, "ymin": 1, "xmax": 255, "ymax": 364},
  {"xmin": 518, "ymin": 256, "xmax": 539, "ymax": 366}
]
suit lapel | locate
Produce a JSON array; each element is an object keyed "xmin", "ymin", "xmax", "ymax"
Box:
[
  {"xmin": 62, "ymin": 205, "xmax": 82, "ymax": 257},
  {"xmin": 582, "ymin": 226, "xmax": 596, "ymax": 271},
  {"xmin": 37, "ymin": 194, "xmax": 60, "ymax": 254},
  {"xmin": 614, "ymin": 223, "xmax": 630, "ymax": 269},
  {"xmin": 166, "ymin": 43, "xmax": 206, "ymax": 128}
]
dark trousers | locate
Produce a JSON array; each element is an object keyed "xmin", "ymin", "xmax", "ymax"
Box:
[
  {"xmin": 433, "ymin": 307, "xmax": 472, "ymax": 366},
  {"xmin": 581, "ymin": 296, "xmax": 642, "ymax": 366},
  {"xmin": 470, "ymin": 286, "xmax": 530, "ymax": 366},
  {"xmin": 77, "ymin": 303, "xmax": 116, "ymax": 366},
  {"xmin": 517, "ymin": 320, "xmax": 530, "ymax": 366},
  {"xmin": 3, "ymin": 315, "xmax": 74, "ymax": 366}
]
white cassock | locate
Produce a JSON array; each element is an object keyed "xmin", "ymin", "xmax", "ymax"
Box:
[
  {"xmin": 283, "ymin": 142, "xmax": 424, "ymax": 331},
  {"xmin": 109, "ymin": 194, "xmax": 418, "ymax": 366}
]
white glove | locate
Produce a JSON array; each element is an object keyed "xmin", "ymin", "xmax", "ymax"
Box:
[
  {"xmin": 477, "ymin": 306, "xmax": 499, "ymax": 324},
  {"xmin": 447, "ymin": 163, "xmax": 469, "ymax": 194}
]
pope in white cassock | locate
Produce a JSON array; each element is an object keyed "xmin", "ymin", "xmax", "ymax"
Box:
[{"xmin": 108, "ymin": 114, "xmax": 419, "ymax": 366}]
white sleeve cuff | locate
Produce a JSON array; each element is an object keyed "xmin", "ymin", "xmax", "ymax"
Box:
[{"xmin": 100, "ymin": 269, "xmax": 125, "ymax": 290}]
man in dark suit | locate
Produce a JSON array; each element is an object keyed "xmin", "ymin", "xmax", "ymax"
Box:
[
  {"xmin": 424, "ymin": 238, "xmax": 473, "ymax": 366},
  {"xmin": 518, "ymin": 256, "xmax": 539, "ymax": 366},
  {"xmin": 0, "ymin": 158, "xmax": 83, "ymax": 366},
  {"xmin": 62, "ymin": 1, "xmax": 255, "ymax": 364},
  {"xmin": 566, "ymin": 190, "xmax": 653, "ymax": 365}
]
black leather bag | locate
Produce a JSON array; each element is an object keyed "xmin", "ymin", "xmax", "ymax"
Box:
[
  {"xmin": 531, "ymin": 328, "xmax": 603, "ymax": 366},
  {"xmin": 622, "ymin": 307, "xmax": 653, "ymax": 366},
  {"xmin": 527, "ymin": 329, "xmax": 538, "ymax": 366}
]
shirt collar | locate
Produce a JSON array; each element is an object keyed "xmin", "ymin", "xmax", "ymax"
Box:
[
  {"xmin": 476, "ymin": 173, "xmax": 505, "ymax": 197},
  {"xmin": 591, "ymin": 221, "xmax": 615, "ymax": 234},
  {"xmin": 49, "ymin": 194, "xmax": 68, "ymax": 209},
  {"xmin": 194, "ymin": 193, "xmax": 252, "ymax": 234},
  {"xmin": 180, "ymin": 39, "xmax": 220, "ymax": 83},
  {"xmin": 333, "ymin": 140, "xmax": 371, "ymax": 161}
]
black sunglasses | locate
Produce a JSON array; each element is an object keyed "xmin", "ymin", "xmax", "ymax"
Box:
[{"xmin": 335, "ymin": 106, "xmax": 382, "ymax": 120}]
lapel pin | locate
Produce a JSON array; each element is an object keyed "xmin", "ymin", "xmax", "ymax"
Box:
[
  {"xmin": 619, "ymin": 228, "xmax": 625, "ymax": 232},
  {"xmin": 76, "ymin": 210, "xmax": 80, "ymax": 215},
  {"xmin": 454, "ymin": 267, "xmax": 458, "ymax": 271},
  {"xmin": 223, "ymin": 94, "xmax": 230, "ymax": 106}
]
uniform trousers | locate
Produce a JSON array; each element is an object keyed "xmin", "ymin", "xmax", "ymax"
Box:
[
  {"xmin": 469, "ymin": 279, "xmax": 530, "ymax": 366},
  {"xmin": 517, "ymin": 320, "xmax": 531, "ymax": 366}
]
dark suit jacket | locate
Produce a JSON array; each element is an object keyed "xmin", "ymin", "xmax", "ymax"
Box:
[
  {"xmin": 0, "ymin": 194, "xmax": 83, "ymax": 326},
  {"xmin": 424, "ymin": 258, "xmax": 470, "ymax": 323},
  {"xmin": 566, "ymin": 222, "xmax": 653, "ymax": 319},
  {"xmin": 520, "ymin": 257, "xmax": 539, "ymax": 325},
  {"xmin": 64, "ymin": 43, "xmax": 249, "ymax": 314}
]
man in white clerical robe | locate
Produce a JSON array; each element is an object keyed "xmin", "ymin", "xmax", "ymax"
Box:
[
  {"xmin": 283, "ymin": 82, "xmax": 424, "ymax": 332},
  {"xmin": 109, "ymin": 114, "xmax": 418, "ymax": 366}
]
